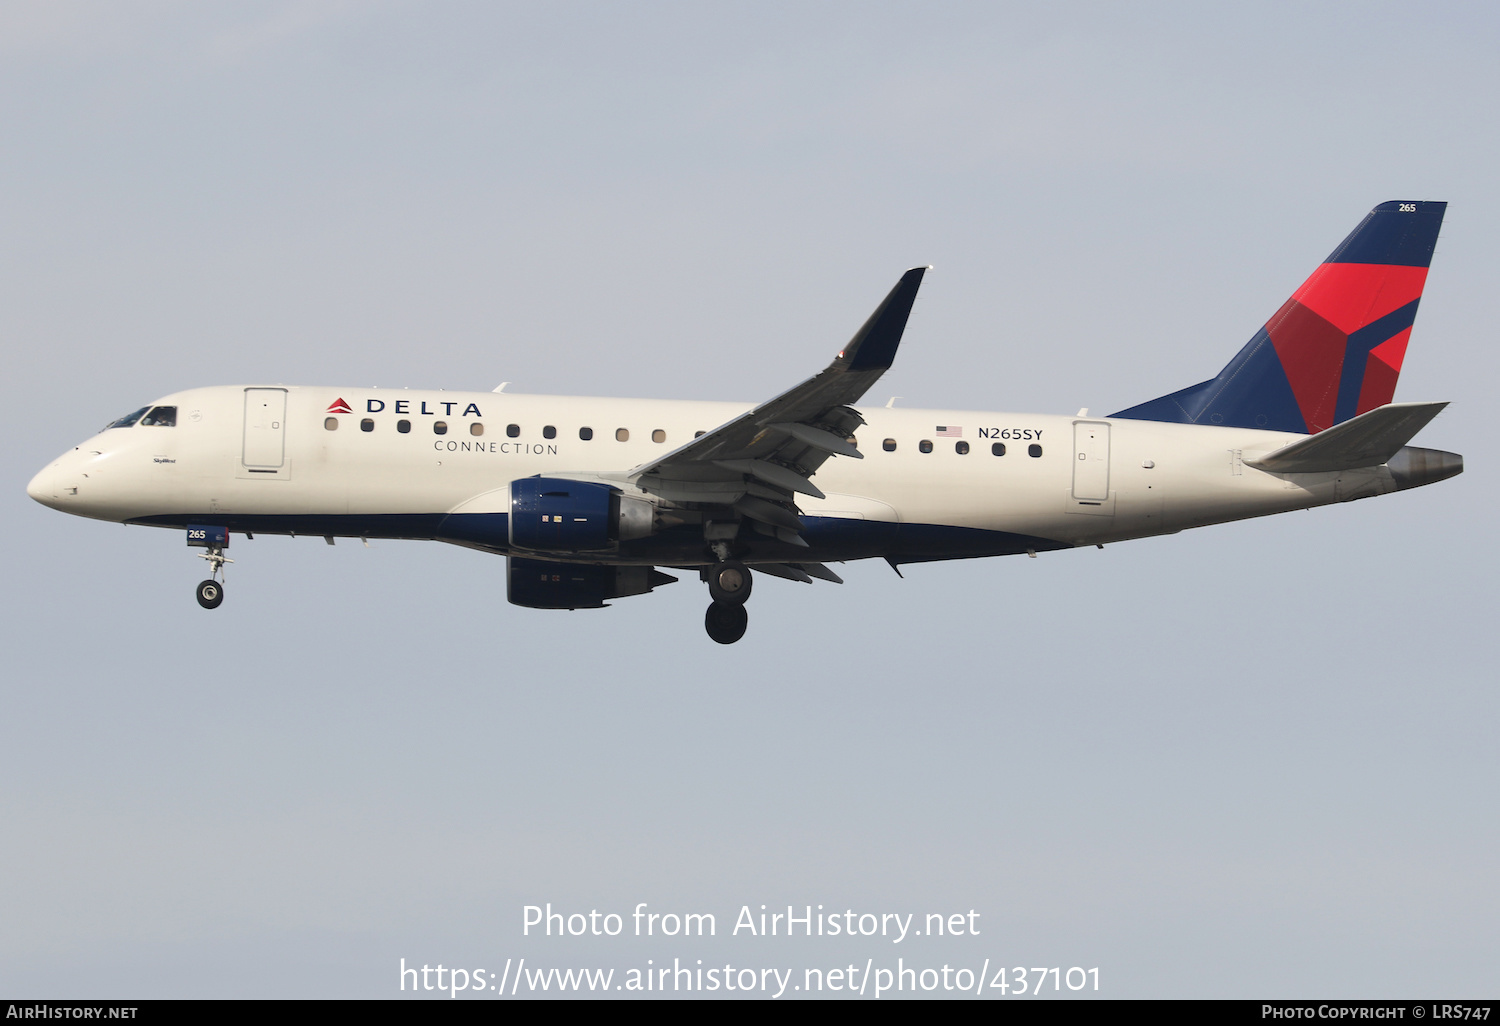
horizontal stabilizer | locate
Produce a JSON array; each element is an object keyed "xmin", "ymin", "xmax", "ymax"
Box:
[{"xmin": 1245, "ymin": 401, "xmax": 1447, "ymax": 473}]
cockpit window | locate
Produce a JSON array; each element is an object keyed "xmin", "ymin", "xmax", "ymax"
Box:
[
  {"xmin": 103, "ymin": 407, "xmax": 150, "ymax": 431},
  {"xmin": 140, "ymin": 406, "xmax": 177, "ymax": 427}
]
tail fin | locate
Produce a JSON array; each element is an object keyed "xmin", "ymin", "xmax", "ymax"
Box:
[{"xmin": 1112, "ymin": 200, "xmax": 1446, "ymax": 434}]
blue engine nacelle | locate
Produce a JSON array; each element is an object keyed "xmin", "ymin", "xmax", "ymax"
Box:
[
  {"xmin": 509, "ymin": 477, "xmax": 655, "ymax": 554},
  {"xmin": 507, "ymin": 557, "xmax": 677, "ymax": 609}
]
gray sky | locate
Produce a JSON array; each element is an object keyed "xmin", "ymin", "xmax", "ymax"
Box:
[{"xmin": 2, "ymin": 0, "xmax": 1496, "ymax": 998}]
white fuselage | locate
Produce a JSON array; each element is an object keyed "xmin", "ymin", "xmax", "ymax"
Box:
[{"xmin": 27, "ymin": 384, "xmax": 1397, "ymax": 566}]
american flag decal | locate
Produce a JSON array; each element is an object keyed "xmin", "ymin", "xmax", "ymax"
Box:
[{"xmin": 935, "ymin": 425, "xmax": 962, "ymax": 437}]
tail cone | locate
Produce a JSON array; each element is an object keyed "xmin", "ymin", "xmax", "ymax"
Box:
[{"xmin": 1387, "ymin": 446, "xmax": 1463, "ymax": 490}]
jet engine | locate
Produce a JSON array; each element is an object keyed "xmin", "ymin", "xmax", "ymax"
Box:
[
  {"xmin": 509, "ymin": 477, "xmax": 656, "ymax": 554},
  {"xmin": 507, "ymin": 557, "xmax": 676, "ymax": 609}
]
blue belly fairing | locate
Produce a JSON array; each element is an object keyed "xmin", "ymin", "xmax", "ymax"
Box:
[{"xmin": 128, "ymin": 511, "xmax": 1070, "ymax": 565}]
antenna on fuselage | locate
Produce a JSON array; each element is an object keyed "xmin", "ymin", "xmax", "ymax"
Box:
[{"xmin": 493, "ymin": 382, "xmax": 510, "ymax": 393}]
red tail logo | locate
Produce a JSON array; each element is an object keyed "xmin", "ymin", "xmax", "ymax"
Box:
[
  {"xmin": 1111, "ymin": 201, "xmax": 1446, "ymax": 434},
  {"xmin": 327, "ymin": 398, "xmax": 353, "ymax": 414}
]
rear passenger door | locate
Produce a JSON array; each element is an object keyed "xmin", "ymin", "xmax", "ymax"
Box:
[{"xmin": 1071, "ymin": 421, "xmax": 1110, "ymax": 499}]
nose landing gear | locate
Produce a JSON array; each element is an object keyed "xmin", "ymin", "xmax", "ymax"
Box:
[
  {"xmin": 703, "ymin": 559, "xmax": 752, "ymax": 644},
  {"xmin": 190, "ymin": 529, "xmax": 233, "ymax": 610}
]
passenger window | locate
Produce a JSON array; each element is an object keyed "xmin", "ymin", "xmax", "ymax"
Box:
[
  {"xmin": 397, "ymin": 420, "xmax": 411, "ymax": 434},
  {"xmin": 919, "ymin": 440, "xmax": 933, "ymax": 453},
  {"xmin": 616, "ymin": 428, "xmax": 630, "ymax": 442},
  {"xmin": 991, "ymin": 442, "xmax": 1006, "ymax": 456},
  {"xmin": 140, "ymin": 406, "xmax": 177, "ymax": 427},
  {"xmin": 361, "ymin": 418, "xmax": 375, "ymax": 432},
  {"xmin": 882, "ymin": 438, "xmax": 897, "ymax": 452},
  {"xmin": 543, "ymin": 425, "xmax": 557, "ymax": 439},
  {"xmin": 434, "ymin": 421, "xmax": 447, "ymax": 435},
  {"xmin": 324, "ymin": 417, "xmax": 339, "ymax": 431},
  {"xmin": 507, "ymin": 424, "xmax": 520, "ymax": 438},
  {"xmin": 1028, "ymin": 444, "xmax": 1043, "ymax": 458},
  {"xmin": 470, "ymin": 422, "xmax": 484, "ymax": 436},
  {"xmin": 579, "ymin": 427, "xmax": 594, "ymax": 441},
  {"xmin": 103, "ymin": 407, "xmax": 150, "ymax": 431},
  {"xmin": 955, "ymin": 441, "xmax": 969, "ymax": 455},
  {"xmin": 652, "ymin": 429, "xmax": 666, "ymax": 443}
]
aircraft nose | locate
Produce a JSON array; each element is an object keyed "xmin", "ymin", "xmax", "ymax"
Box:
[{"xmin": 27, "ymin": 461, "xmax": 68, "ymax": 509}]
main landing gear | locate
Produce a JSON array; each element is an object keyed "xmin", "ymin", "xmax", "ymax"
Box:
[
  {"xmin": 195, "ymin": 543, "xmax": 233, "ymax": 610},
  {"xmin": 703, "ymin": 559, "xmax": 752, "ymax": 644}
]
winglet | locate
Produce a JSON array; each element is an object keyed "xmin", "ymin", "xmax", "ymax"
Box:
[{"xmin": 837, "ymin": 267, "xmax": 927, "ymax": 372}]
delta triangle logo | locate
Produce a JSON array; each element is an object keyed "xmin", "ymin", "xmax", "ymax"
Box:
[{"xmin": 327, "ymin": 398, "xmax": 353, "ymax": 414}]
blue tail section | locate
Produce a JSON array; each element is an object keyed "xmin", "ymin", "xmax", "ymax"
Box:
[{"xmin": 1112, "ymin": 201, "xmax": 1446, "ymax": 434}]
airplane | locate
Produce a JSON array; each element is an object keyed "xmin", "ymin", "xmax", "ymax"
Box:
[{"xmin": 27, "ymin": 200, "xmax": 1462, "ymax": 644}]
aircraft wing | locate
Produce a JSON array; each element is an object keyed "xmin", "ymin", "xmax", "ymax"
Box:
[
  {"xmin": 1244, "ymin": 401, "xmax": 1449, "ymax": 473},
  {"xmin": 628, "ymin": 267, "xmax": 927, "ymax": 542}
]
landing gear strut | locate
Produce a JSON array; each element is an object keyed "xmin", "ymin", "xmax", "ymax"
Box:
[
  {"xmin": 704, "ymin": 560, "xmax": 752, "ymax": 644},
  {"xmin": 195, "ymin": 543, "xmax": 233, "ymax": 610}
]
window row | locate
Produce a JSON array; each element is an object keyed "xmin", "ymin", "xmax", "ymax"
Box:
[
  {"xmin": 321, "ymin": 417, "xmax": 1043, "ymax": 458},
  {"xmin": 325, "ymin": 418, "xmax": 686, "ymax": 442},
  {"xmin": 880, "ymin": 438, "xmax": 1042, "ymax": 458}
]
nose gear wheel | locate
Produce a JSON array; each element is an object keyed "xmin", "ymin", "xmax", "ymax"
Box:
[{"xmin": 196, "ymin": 579, "xmax": 224, "ymax": 609}]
